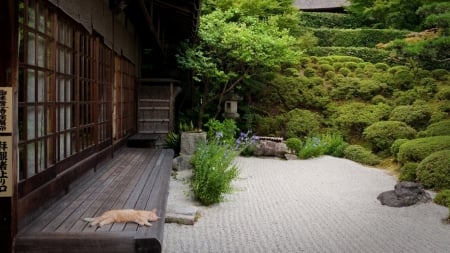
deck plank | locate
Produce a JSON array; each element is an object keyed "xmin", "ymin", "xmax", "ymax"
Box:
[{"xmin": 15, "ymin": 148, "xmax": 174, "ymax": 253}]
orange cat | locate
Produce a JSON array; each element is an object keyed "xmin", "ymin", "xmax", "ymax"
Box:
[{"xmin": 83, "ymin": 208, "xmax": 160, "ymax": 227}]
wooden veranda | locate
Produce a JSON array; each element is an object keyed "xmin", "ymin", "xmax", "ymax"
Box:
[{"xmin": 14, "ymin": 148, "xmax": 174, "ymax": 253}]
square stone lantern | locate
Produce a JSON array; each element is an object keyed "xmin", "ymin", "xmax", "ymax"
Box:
[{"xmin": 223, "ymin": 91, "xmax": 242, "ymax": 119}]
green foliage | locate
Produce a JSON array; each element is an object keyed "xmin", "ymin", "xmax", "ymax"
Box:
[
  {"xmin": 391, "ymin": 138, "xmax": 409, "ymax": 160},
  {"xmin": 299, "ymin": 12, "xmax": 360, "ymax": 29},
  {"xmin": 164, "ymin": 132, "xmax": 180, "ymax": 155},
  {"xmin": 312, "ymin": 28, "xmax": 409, "ymax": 47},
  {"xmin": 304, "ymin": 67, "xmax": 316, "ymax": 77},
  {"xmin": 363, "ymin": 121, "xmax": 417, "ymax": 153},
  {"xmin": 434, "ymin": 189, "xmax": 450, "ymax": 207},
  {"xmin": 332, "ymin": 102, "xmax": 391, "ymax": 139},
  {"xmin": 285, "ymin": 138, "xmax": 303, "ymax": 155},
  {"xmin": 418, "ymin": 119, "xmax": 450, "ymax": 137},
  {"xmin": 437, "ymin": 87, "xmax": 450, "ymax": 100},
  {"xmin": 285, "ymin": 109, "xmax": 323, "ymax": 139},
  {"xmin": 296, "ymin": 133, "xmax": 347, "ymax": 159},
  {"xmin": 191, "ymin": 141, "xmax": 240, "ymax": 205},
  {"xmin": 392, "ymin": 70, "xmax": 415, "ymax": 90},
  {"xmin": 307, "ymin": 47, "xmax": 392, "ymax": 64},
  {"xmin": 397, "ymin": 136, "xmax": 450, "ymax": 164},
  {"xmin": 298, "ymin": 136, "xmax": 327, "ymax": 159},
  {"xmin": 389, "ymin": 103, "xmax": 433, "ymax": 130},
  {"xmin": 398, "ymin": 162, "xmax": 418, "ymax": 182},
  {"xmin": 343, "ymin": 145, "xmax": 381, "ymax": 166},
  {"xmin": 321, "ymin": 133, "xmax": 348, "ymax": 158},
  {"xmin": 416, "ymin": 150, "xmax": 450, "ymax": 190},
  {"xmin": 431, "ymin": 69, "xmax": 449, "ymax": 81},
  {"xmin": 205, "ymin": 118, "xmax": 239, "ymax": 145},
  {"xmin": 346, "ymin": 0, "xmax": 424, "ymax": 30}
]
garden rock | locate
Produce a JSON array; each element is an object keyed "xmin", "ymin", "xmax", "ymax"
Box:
[
  {"xmin": 172, "ymin": 154, "xmax": 192, "ymax": 171},
  {"xmin": 254, "ymin": 140, "xmax": 288, "ymax": 158},
  {"xmin": 180, "ymin": 132, "xmax": 207, "ymax": 155},
  {"xmin": 377, "ymin": 181, "xmax": 431, "ymax": 207}
]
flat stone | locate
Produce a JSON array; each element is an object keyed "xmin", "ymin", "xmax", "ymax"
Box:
[{"xmin": 165, "ymin": 206, "xmax": 199, "ymax": 225}]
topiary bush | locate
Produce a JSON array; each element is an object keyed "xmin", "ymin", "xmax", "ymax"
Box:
[
  {"xmin": 391, "ymin": 138, "xmax": 409, "ymax": 161},
  {"xmin": 191, "ymin": 141, "xmax": 240, "ymax": 205},
  {"xmin": 418, "ymin": 119, "xmax": 450, "ymax": 137},
  {"xmin": 363, "ymin": 121, "xmax": 417, "ymax": 153},
  {"xmin": 434, "ymin": 189, "xmax": 450, "ymax": 207},
  {"xmin": 433, "ymin": 189, "xmax": 450, "ymax": 208},
  {"xmin": 397, "ymin": 136, "xmax": 450, "ymax": 164},
  {"xmin": 398, "ymin": 162, "xmax": 419, "ymax": 182},
  {"xmin": 436, "ymin": 87, "xmax": 450, "ymax": 100},
  {"xmin": 416, "ymin": 150, "xmax": 450, "ymax": 190},
  {"xmin": 343, "ymin": 145, "xmax": 381, "ymax": 166},
  {"xmin": 307, "ymin": 47, "xmax": 391, "ymax": 64},
  {"xmin": 299, "ymin": 12, "xmax": 360, "ymax": 29},
  {"xmin": 389, "ymin": 103, "xmax": 433, "ymax": 130}
]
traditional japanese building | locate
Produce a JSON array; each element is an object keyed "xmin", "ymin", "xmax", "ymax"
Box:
[{"xmin": 0, "ymin": 0, "xmax": 200, "ymax": 252}]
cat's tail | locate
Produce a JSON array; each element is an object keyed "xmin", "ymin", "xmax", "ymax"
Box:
[{"xmin": 83, "ymin": 218, "xmax": 95, "ymax": 222}]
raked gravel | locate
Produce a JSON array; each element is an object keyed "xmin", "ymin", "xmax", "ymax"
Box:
[{"xmin": 163, "ymin": 156, "xmax": 450, "ymax": 253}]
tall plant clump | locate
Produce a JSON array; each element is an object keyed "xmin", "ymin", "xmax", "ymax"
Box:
[{"xmin": 191, "ymin": 141, "xmax": 239, "ymax": 206}]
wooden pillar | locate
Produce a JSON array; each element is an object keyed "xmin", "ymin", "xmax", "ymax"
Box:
[{"xmin": 0, "ymin": 0, "xmax": 18, "ymax": 252}]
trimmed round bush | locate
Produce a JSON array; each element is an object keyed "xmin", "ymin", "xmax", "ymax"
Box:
[
  {"xmin": 339, "ymin": 67, "xmax": 351, "ymax": 76},
  {"xmin": 375, "ymin": 63, "xmax": 389, "ymax": 71},
  {"xmin": 389, "ymin": 104, "xmax": 432, "ymax": 130},
  {"xmin": 285, "ymin": 138, "xmax": 303, "ymax": 155},
  {"xmin": 416, "ymin": 150, "xmax": 450, "ymax": 190},
  {"xmin": 343, "ymin": 145, "xmax": 381, "ymax": 166},
  {"xmin": 393, "ymin": 70, "xmax": 415, "ymax": 90},
  {"xmin": 363, "ymin": 121, "xmax": 417, "ymax": 153},
  {"xmin": 434, "ymin": 189, "xmax": 450, "ymax": 207},
  {"xmin": 304, "ymin": 67, "xmax": 316, "ymax": 77},
  {"xmin": 431, "ymin": 69, "xmax": 448, "ymax": 81},
  {"xmin": 397, "ymin": 136, "xmax": 450, "ymax": 164},
  {"xmin": 418, "ymin": 119, "xmax": 450, "ymax": 137},
  {"xmin": 436, "ymin": 87, "xmax": 450, "ymax": 100},
  {"xmin": 398, "ymin": 162, "xmax": 418, "ymax": 182},
  {"xmin": 371, "ymin": 95, "xmax": 388, "ymax": 105},
  {"xmin": 391, "ymin": 138, "xmax": 409, "ymax": 160}
]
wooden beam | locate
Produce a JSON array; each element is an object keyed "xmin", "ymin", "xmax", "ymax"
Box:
[
  {"xmin": 0, "ymin": 1, "xmax": 18, "ymax": 252},
  {"xmin": 137, "ymin": 0, "xmax": 165, "ymax": 54}
]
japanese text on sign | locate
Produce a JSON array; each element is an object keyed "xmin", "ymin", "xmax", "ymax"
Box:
[{"xmin": 0, "ymin": 136, "xmax": 12, "ymax": 197}]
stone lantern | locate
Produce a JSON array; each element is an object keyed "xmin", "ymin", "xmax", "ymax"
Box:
[{"xmin": 223, "ymin": 91, "xmax": 242, "ymax": 119}]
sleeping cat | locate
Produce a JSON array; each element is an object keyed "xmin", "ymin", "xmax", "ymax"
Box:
[{"xmin": 83, "ymin": 208, "xmax": 160, "ymax": 227}]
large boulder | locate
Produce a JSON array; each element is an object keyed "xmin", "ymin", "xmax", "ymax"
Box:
[
  {"xmin": 254, "ymin": 140, "xmax": 288, "ymax": 158},
  {"xmin": 377, "ymin": 181, "xmax": 431, "ymax": 207},
  {"xmin": 180, "ymin": 132, "xmax": 207, "ymax": 155}
]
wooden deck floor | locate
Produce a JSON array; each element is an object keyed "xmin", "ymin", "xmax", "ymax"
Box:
[{"xmin": 15, "ymin": 148, "xmax": 174, "ymax": 253}]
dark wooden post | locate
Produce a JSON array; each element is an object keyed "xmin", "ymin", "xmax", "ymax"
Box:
[{"xmin": 0, "ymin": 0, "xmax": 18, "ymax": 252}]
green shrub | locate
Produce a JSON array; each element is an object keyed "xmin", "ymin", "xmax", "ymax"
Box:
[
  {"xmin": 191, "ymin": 142, "xmax": 239, "ymax": 205},
  {"xmin": 343, "ymin": 145, "xmax": 381, "ymax": 166},
  {"xmin": 285, "ymin": 138, "xmax": 303, "ymax": 155},
  {"xmin": 397, "ymin": 136, "xmax": 450, "ymax": 164},
  {"xmin": 318, "ymin": 55, "xmax": 363, "ymax": 63},
  {"xmin": 375, "ymin": 63, "xmax": 389, "ymax": 71},
  {"xmin": 391, "ymin": 138, "xmax": 409, "ymax": 160},
  {"xmin": 299, "ymin": 12, "xmax": 360, "ymax": 28},
  {"xmin": 205, "ymin": 118, "xmax": 239, "ymax": 145},
  {"xmin": 357, "ymin": 79, "xmax": 386, "ymax": 100},
  {"xmin": 338, "ymin": 67, "xmax": 351, "ymax": 76},
  {"xmin": 164, "ymin": 132, "xmax": 180, "ymax": 155},
  {"xmin": 398, "ymin": 162, "xmax": 418, "ymax": 182},
  {"xmin": 312, "ymin": 28, "xmax": 409, "ymax": 47},
  {"xmin": 298, "ymin": 136, "xmax": 327, "ymax": 159},
  {"xmin": 284, "ymin": 109, "xmax": 323, "ymax": 138},
  {"xmin": 431, "ymin": 69, "xmax": 449, "ymax": 81},
  {"xmin": 255, "ymin": 116, "xmax": 284, "ymax": 137},
  {"xmin": 418, "ymin": 119, "xmax": 450, "ymax": 137},
  {"xmin": 436, "ymin": 87, "xmax": 450, "ymax": 100},
  {"xmin": 319, "ymin": 64, "xmax": 334, "ymax": 75},
  {"xmin": 363, "ymin": 121, "xmax": 417, "ymax": 153},
  {"xmin": 389, "ymin": 103, "xmax": 432, "ymax": 130},
  {"xmin": 332, "ymin": 102, "xmax": 391, "ymax": 139},
  {"xmin": 371, "ymin": 95, "xmax": 388, "ymax": 105},
  {"xmin": 434, "ymin": 189, "xmax": 450, "ymax": 207},
  {"xmin": 304, "ymin": 67, "xmax": 316, "ymax": 77},
  {"xmin": 321, "ymin": 133, "xmax": 348, "ymax": 157},
  {"xmin": 416, "ymin": 150, "xmax": 450, "ymax": 190},
  {"xmin": 392, "ymin": 70, "xmax": 415, "ymax": 90},
  {"xmin": 324, "ymin": 70, "xmax": 335, "ymax": 80},
  {"xmin": 392, "ymin": 90, "xmax": 420, "ymax": 105},
  {"xmin": 240, "ymin": 143, "xmax": 257, "ymax": 157}
]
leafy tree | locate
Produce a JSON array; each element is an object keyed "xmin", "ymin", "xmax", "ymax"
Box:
[{"xmin": 177, "ymin": 8, "xmax": 302, "ymax": 128}]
